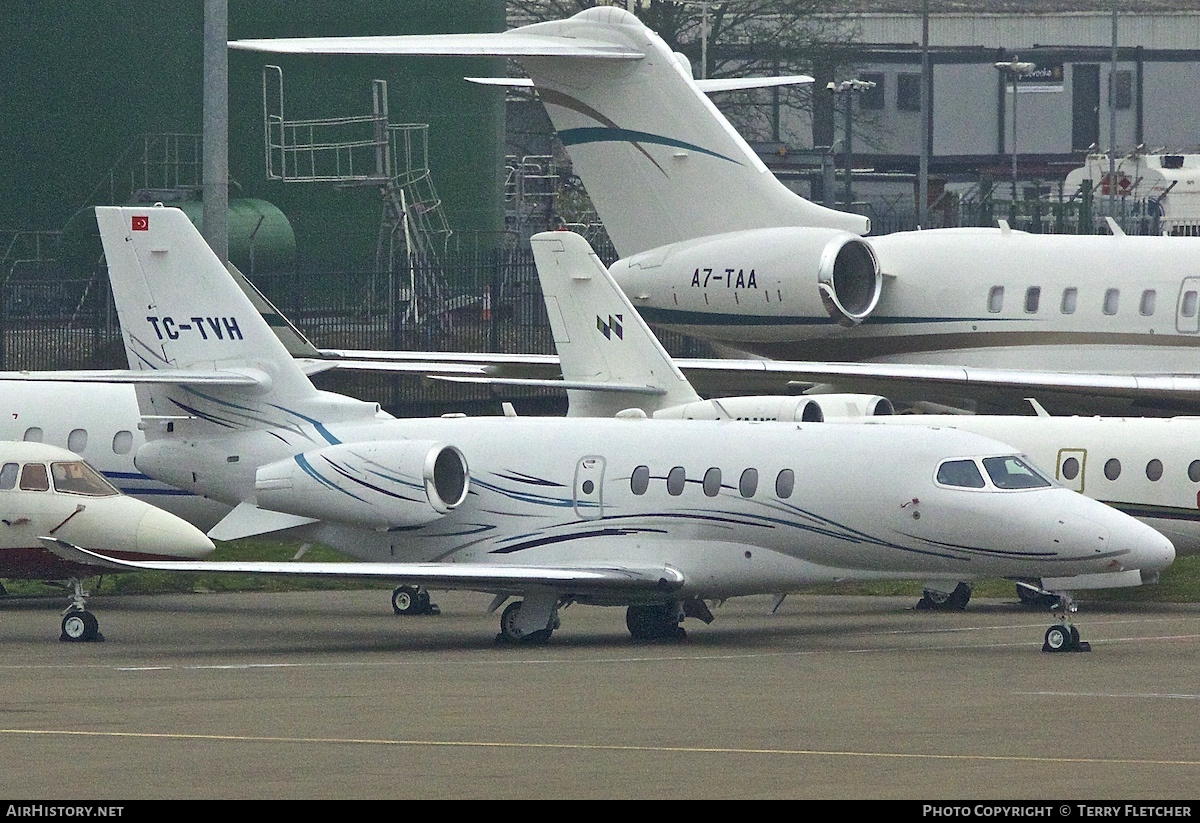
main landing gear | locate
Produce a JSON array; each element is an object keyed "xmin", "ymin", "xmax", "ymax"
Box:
[
  {"xmin": 916, "ymin": 581, "xmax": 972, "ymax": 611},
  {"xmin": 626, "ymin": 599, "xmax": 714, "ymax": 642},
  {"xmin": 1041, "ymin": 591, "xmax": 1091, "ymax": 653},
  {"xmin": 58, "ymin": 578, "xmax": 103, "ymax": 643},
  {"xmin": 391, "ymin": 585, "xmax": 439, "ymax": 616}
]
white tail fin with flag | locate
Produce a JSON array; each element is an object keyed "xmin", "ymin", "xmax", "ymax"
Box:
[
  {"xmin": 230, "ymin": 6, "xmax": 868, "ymax": 256},
  {"xmin": 95, "ymin": 205, "xmax": 378, "ymax": 439}
]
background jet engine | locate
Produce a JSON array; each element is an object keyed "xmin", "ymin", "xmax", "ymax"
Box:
[
  {"xmin": 610, "ymin": 226, "xmax": 883, "ymax": 327},
  {"xmin": 254, "ymin": 440, "xmax": 468, "ymax": 530},
  {"xmin": 652, "ymin": 393, "xmax": 894, "ymax": 421}
]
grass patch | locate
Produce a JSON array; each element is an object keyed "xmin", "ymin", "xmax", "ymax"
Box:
[{"xmin": 5, "ymin": 542, "xmax": 1199, "ymax": 603}]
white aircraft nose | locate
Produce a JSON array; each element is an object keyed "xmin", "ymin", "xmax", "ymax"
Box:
[
  {"xmin": 1135, "ymin": 526, "xmax": 1175, "ymax": 575},
  {"xmin": 135, "ymin": 505, "xmax": 216, "ymax": 559}
]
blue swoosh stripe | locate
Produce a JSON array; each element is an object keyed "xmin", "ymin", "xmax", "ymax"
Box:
[{"xmin": 558, "ymin": 127, "xmax": 742, "ymax": 165}]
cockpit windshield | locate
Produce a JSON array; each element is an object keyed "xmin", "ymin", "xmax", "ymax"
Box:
[
  {"xmin": 981, "ymin": 456, "xmax": 1052, "ymax": 489},
  {"xmin": 936, "ymin": 459, "xmax": 986, "ymax": 488},
  {"xmin": 51, "ymin": 461, "xmax": 119, "ymax": 497}
]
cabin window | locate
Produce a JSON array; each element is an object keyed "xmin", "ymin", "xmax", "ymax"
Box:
[
  {"xmin": 1061, "ymin": 287, "xmax": 1078, "ymax": 314},
  {"xmin": 775, "ymin": 469, "xmax": 795, "ymax": 499},
  {"xmin": 739, "ymin": 468, "xmax": 758, "ymax": 498},
  {"xmin": 67, "ymin": 428, "xmax": 88, "ymax": 454},
  {"xmin": 22, "ymin": 427, "xmax": 42, "ymax": 443},
  {"xmin": 1060, "ymin": 457, "xmax": 1080, "ymax": 481},
  {"xmin": 667, "ymin": 466, "xmax": 686, "ymax": 496},
  {"xmin": 1024, "ymin": 287, "xmax": 1041, "ymax": 313},
  {"xmin": 936, "ymin": 459, "xmax": 986, "ymax": 489},
  {"xmin": 1182, "ymin": 291, "xmax": 1199, "ymax": 319},
  {"xmin": 1146, "ymin": 459, "xmax": 1163, "ymax": 482},
  {"xmin": 52, "ymin": 461, "xmax": 118, "ymax": 497},
  {"xmin": 981, "ymin": 456, "xmax": 1051, "ymax": 489},
  {"xmin": 631, "ymin": 465, "xmax": 650, "ymax": 495},
  {"xmin": 702, "ymin": 467, "xmax": 721, "ymax": 497},
  {"xmin": 0, "ymin": 463, "xmax": 17, "ymax": 490},
  {"xmin": 1140, "ymin": 290, "xmax": 1156, "ymax": 316},
  {"xmin": 1104, "ymin": 458, "xmax": 1122, "ymax": 480},
  {"xmin": 1103, "ymin": 288, "xmax": 1120, "ymax": 315},
  {"xmin": 1190, "ymin": 460, "xmax": 1200, "ymax": 483},
  {"xmin": 987, "ymin": 286, "xmax": 1004, "ymax": 313},
  {"xmin": 112, "ymin": 431, "xmax": 133, "ymax": 455},
  {"xmin": 19, "ymin": 463, "xmax": 49, "ymax": 492}
]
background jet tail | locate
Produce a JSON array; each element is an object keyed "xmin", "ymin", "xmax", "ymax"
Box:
[
  {"xmin": 514, "ymin": 9, "xmax": 868, "ymax": 254},
  {"xmin": 530, "ymin": 229, "xmax": 701, "ymax": 417},
  {"xmin": 231, "ymin": 7, "xmax": 867, "ymax": 257}
]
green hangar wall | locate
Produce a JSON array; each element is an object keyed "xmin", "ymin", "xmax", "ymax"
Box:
[{"xmin": 0, "ymin": 1, "xmax": 506, "ymax": 274}]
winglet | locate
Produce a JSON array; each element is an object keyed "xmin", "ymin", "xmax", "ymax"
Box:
[{"xmin": 530, "ymin": 231, "xmax": 701, "ymax": 417}]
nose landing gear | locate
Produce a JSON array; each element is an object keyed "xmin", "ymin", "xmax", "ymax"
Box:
[
  {"xmin": 58, "ymin": 578, "xmax": 104, "ymax": 643},
  {"xmin": 1041, "ymin": 591, "xmax": 1091, "ymax": 653}
]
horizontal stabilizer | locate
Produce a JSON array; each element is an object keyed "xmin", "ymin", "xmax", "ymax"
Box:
[
  {"xmin": 208, "ymin": 501, "xmax": 320, "ymax": 541},
  {"xmin": 230, "ymin": 32, "xmax": 645, "ymax": 59},
  {"xmin": 40, "ymin": 540, "xmax": 687, "ymax": 597},
  {"xmin": 465, "ymin": 75, "xmax": 814, "ymax": 93},
  {"xmin": 0, "ymin": 367, "xmax": 268, "ymax": 388}
]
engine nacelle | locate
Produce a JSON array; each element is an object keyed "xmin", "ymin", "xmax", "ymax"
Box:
[
  {"xmin": 653, "ymin": 396, "xmax": 826, "ymax": 422},
  {"xmin": 651, "ymin": 393, "xmax": 893, "ymax": 422},
  {"xmin": 254, "ymin": 440, "xmax": 468, "ymax": 530},
  {"xmin": 804, "ymin": 394, "xmax": 895, "ymax": 418},
  {"xmin": 610, "ymin": 226, "xmax": 882, "ymax": 327}
]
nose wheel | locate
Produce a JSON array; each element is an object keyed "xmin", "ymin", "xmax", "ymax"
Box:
[
  {"xmin": 1041, "ymin": 592, "xmax": 1090, "ymax": 653},
  {"xmin": 59, "ymin": 579, "xmax": 103, "ymax": 642}
]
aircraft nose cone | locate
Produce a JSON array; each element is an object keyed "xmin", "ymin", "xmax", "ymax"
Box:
[
  {"xmin": 1136, "ymin": 526, "xmax": 1176, "ymax": 574},
  {"xmin": 136, "ymin": 505, "xmax": 215, "ymax": 559}
]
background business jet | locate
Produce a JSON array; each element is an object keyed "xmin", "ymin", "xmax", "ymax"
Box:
[{"xmin": 0, "ymin": 440, "xmax": 213, "ymax": 641}]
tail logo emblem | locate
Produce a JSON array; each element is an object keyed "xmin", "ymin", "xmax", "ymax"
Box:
[
  {"xmin": 131, "ymin": 215, "xmax": 149, "ymax": 231},
  {"xmin": 597, "ymin": 314, "xmax": 623, "ymax": 340}
]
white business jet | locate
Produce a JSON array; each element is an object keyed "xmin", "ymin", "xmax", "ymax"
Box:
[
  {"xmin": 23, "ymin": 206, "xmax": 1175, "ymax": 653},
  {"xmin": 230, "ymin": 7, "xmax": 1200, "ymax": 415},
  {"xmin": 0, "ymin": 440, "xmax": 213, "ymax": 641},
  {"xmin": 485, "ymin": 229, "xmax": 1194, "ymax": 622}
]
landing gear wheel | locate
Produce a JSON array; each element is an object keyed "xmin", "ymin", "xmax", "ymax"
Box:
[
  {"xmin": 626, "ymin": 603, "xmax": 686, "ymax": 642},
  {"xmin": 392, "ymin": 586, "xmax": 439, "ymax": 616},
  {"xmin": 392, "ymin": 586, "xmax": 420, "ymax": 615},
  {"xmin": 496, "ymin": 601, "xmax": 552, "ymax": 645},
  {"xmin": 917, "ymin": 582, "xmax": 971, "ymax": 611},
  {"xmin": 1043, "ymin": 624, "xmax": 1075, "ymax": 652},
  {"xmin": 60, "ymin": 610, "xmax": 102, "ymax": 643}
]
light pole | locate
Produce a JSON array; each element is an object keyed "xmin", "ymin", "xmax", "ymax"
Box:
[
  {"xmin": 827, "ymin": 78, "xmax": 876, "ymax": 210},
  {"xmin": 994, "ymin": 57, "xmax": 1036, "ymax": 203}
]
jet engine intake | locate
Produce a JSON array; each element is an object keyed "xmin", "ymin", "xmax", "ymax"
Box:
[
  {"xmin": 653, "ymin": 396, "xmax": 826, "ymax": 422},
  {"xmin": 817, "ymin": 235, "xmax": 881, "ymax": 326},
  {"xmin": 254, "ymin": 440, "xmax": 469, "ymax": 530}
]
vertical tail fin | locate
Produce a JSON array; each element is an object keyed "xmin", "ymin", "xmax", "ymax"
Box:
[
  {"xmin": 515, "ymin": 8, "xmax": 868, "ymax": 254},
  {"xmin": 530, "ymin": 230, "xmax": 700, "ymax": 417},
  {"xmin": 95, "ymin": 206, "xmax": 374, "ymax": 434}
]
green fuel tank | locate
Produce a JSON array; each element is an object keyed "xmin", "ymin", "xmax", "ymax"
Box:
[{"xmin": 58, "ymin": 198, "xmax": 296, "ymax": 279}]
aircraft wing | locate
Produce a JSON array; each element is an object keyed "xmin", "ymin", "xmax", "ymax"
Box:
[
  {"xmin": 229, "ymin": 32, "xmax": 645, "ymax": 59},
  {"xmin": 0, "ymin": 368, "xmax": 266, "ymax": 387},
  {"xmin": 311, "ymin": 349, "xmax": 1200, "ymax": 413},
  {"xmin": 40, "ymin": 539, "xmax": 685, "ymax": 598}
]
